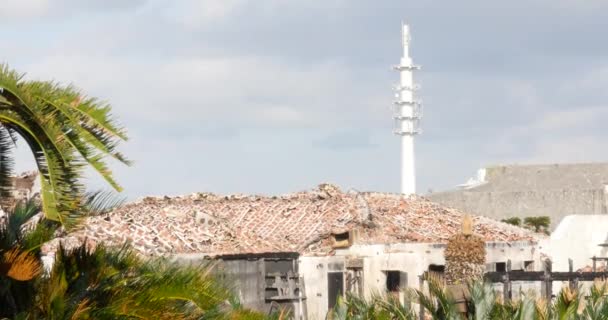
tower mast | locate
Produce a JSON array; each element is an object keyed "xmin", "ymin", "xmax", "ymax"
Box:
[{"xmin": 393, "ymin": 23, "xmax": 421, "ymax": 195}]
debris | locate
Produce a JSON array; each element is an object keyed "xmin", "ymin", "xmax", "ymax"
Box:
[
  {"xmin": 44, "ymin": 185, "xmax": 539, "ymax": 257},
  {"xmin": 444, "ymin": 233, "xmax": 486, "ymax": 285}
]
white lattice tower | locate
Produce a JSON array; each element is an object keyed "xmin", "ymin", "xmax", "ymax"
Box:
[{"xmin": 393, "ymin": 23, "xmax": 422, "ymax": 195}]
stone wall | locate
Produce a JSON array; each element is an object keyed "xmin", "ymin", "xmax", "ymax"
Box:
[
  {"xmin": 429, "ymin": 163, "xmax": 608, "ymax": 230},
  {"xmin": 429, "ymin": 189, "xmax": 608, "ymax": 229}
]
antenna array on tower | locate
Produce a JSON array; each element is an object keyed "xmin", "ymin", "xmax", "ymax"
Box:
[{"xmin": 393, "ymin": 23, "xmax": 421, "ymax": 195}]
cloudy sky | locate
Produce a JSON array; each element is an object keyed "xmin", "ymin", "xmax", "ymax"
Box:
[{"xmin": 3, "ymin": 0, "xmax": 608, "ymax": 198}]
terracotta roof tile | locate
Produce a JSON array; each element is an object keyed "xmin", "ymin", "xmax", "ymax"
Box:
[{"xmin": 43, "ymin": 184, "xmax": 539, "ymax": 257}]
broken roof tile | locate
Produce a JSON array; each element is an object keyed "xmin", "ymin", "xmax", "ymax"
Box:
[{"xmin": 45, "ymin": 184, "xmax": 539, "ymax": 257}]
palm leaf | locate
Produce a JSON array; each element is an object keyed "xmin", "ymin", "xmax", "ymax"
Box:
[
  {"xmin": 1, "ymin": 247, "xmax": 42, "ymax": 281},
  {"xmin": 0, "ymin": 125, "xmax": 15, "ymax": 200},
  {"xmin": 0, "ymin": 63, "xmax": 128, "ymax": 227}
]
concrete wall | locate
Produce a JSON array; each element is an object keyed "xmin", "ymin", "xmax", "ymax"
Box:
[
  {"xmin": 550, "ymin": 215, "xmax": 608, "ymax": 272},
  {"xmin": 428, "ymin": 163, "xmax": 608, "ymax": 230},
  {"xmin": 299, "ymin": 256, "xmax": 346, "ymax": 320},
  {"xmin": 429, "ymin": 189, "xmax": 608, "ymax": 230},
  {"xmin": 173, "ymin": 240, "xmax": 542, "ymax": 319},
  {"xmin": 300, "ymin": 241, "xmax": 541, "ymax": 319}
]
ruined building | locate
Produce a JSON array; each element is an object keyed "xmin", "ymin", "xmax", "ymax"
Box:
[
  {"xmin": 44, "ymin": 184, "xmax": 541, "ymax": 319},
  {"xmin": 0, "ymin": 171, "xmax": 39, "ymax": 212},
  {"xmin": 428, "ymin": 163, "xmax": 608, "ymax": 230}
]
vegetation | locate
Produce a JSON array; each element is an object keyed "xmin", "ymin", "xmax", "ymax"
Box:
[
  {"xmin": 327, "ymin": 292, "xmax": 416, "ymax": 320},
  {"xmin": 500, "ymin": 217, "xmax": 522, "ymax": 227},
  {"xmin": 524, "ymin": 216, "xmax": 551, "ymax": 234},
  {"xmin": 0, "ymin": 66, "xmax": 282, "ymax": 319},
  {"xmin": 0, "ymin": 200, "xmax": 280, "ymax": 319},
  {"xmin": 500, "ymin": 216, "xmax": 551, "ymax": 235},
  {"xmin": 0, "ymin": 64, "xmax": 130, "ymax": 227},
  {"xmin": 329, "ymin": 276, "xmax": 608, "ymax": 320}
]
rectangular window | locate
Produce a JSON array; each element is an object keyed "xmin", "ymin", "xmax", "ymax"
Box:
[
  {"xmin": 331, "ymin": 232, "xmax": 350, "ymax": 248},
  {"xmin": 495, "ymin": 262, "xmax": 506, "ymax": 272},
  {"xmin": 428, "ymin": 264, "xmax": 445, "ymax": 273}
]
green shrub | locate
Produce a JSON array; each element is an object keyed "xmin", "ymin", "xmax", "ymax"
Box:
[{"xmin": 501, "ymin": 217, "xmax": 522, "ymax": 226}]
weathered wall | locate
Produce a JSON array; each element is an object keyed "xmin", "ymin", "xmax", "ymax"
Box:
[
  {"xmin": 299, "ymin": 241, "xmax": 541, "ymax": 319},
  {"xmin": 299, "ymin": 256, "xmax": 345, "ymax": 320},
  {"xmin": 550, "ymin": 215, "xmax": 608, "ymax": 272},
  {"xmin": 429, "ymin": 189, "xmax": 608, "ymax": 229},
  {"xmin": 219, "ymin": 259, "xmax": 267, "ymax": 311},
  {"xmin": 541, "ymin": 216, "xmax": 608, "ymax": 294},
  {"xmin": 173, "ymin": 254, "xmax": 304, "ymax": 318},
  {"xmin": 429, "ymin": 163, "xmax": 608, "ymax": 229},
  {"xmin": 172, "ymin": 239, "xmax": 542, "ymax": 320}
]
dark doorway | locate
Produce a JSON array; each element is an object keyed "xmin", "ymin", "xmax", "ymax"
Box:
[
  {"xmin": 328, "ymin": 272, "xmax": 344, "ymax": 309},
  {"xmin": 386, "ymin": 271, "xmax": 401, "ymax": 292}
]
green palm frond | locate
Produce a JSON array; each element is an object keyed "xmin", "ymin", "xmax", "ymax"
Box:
[
  {"xmin": 513, "ymin": 294, "xmax": 536, "ymax": 320},
  {"xmin": 327, "ymin": 295, "xmax": 350, "ymax": 320},
  {"xmin": 374, "ymin": 293, "xmax": 416, "ymax": 320},
  {"xmin": 0, "ymin": 125, "xmax": 15, "ymax": 200},
  {"xmin": 467, "ymin": 281, "xmax": 496, "ymax": 319},
  {"xmin": 583, "ymin": 281, "xmax": 608, "ymax": 320},
  {"xmin": 0, "ymin": 64, "xmax": 129, "ymax": 227},
  {"xmin": 32, "ymin": 244, "xmax": 234, "ymax": 319},
  {"xmin": 0, "ymin": 200, "xmax": 49, "ymax": 318},
  {"xmin": 0, "ymin": 199, "xmax": 39, "ymax": 250},
  {"xmin": 81, "ymin": 190, "xmax": 126, "ymax": 216},
  {"xmin": 413, "ymin": 274, "xmax": 459, "ymax": 320},
  {"xmin": 552, "ymin": 287, "xmax": 579, "ymax": 320}
]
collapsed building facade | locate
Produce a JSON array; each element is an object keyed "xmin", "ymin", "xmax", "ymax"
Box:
[
  {"xmin": 44, "ymin": 184, "xmax": 540, "ymax": 319},
  {"xmin": 0, "ymin": 171, "xmax": 39, "ymax": 216}
]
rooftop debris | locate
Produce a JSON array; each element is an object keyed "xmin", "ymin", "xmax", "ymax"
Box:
[
  {"xmin": 577, "ymin": 265, "xmax": 607, "ymax": 273},
  {"xmin": 43, "ymin": 184, "xmax": 539, "ymax": 257}
]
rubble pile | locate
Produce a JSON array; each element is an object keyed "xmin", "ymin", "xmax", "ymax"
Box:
[
  {"xmin": 577, "ymin": 265, "xmax": 607, "ymax": 273},
  {"xmin": 44, "ymin": 184, "xmax": 539, "ymax": 257},
  {"xmin": 444, "ymin": 233, "xmax": 486, "ymax": 285},
  {"xmin": 361, "ymin": 192, "xmax": 536, "ymax": 243}
]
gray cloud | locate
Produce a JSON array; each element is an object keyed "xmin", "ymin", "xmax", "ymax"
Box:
[
  {"xmin": 3, "ymin": 0, "xmax": 608, "ymax": 198},
  {"xmin": 315, "ymin": 130, "xmax": 378, "ymax": 151}
]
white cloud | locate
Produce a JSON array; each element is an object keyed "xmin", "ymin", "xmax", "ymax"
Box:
[
  {"xmin": 161, "ymin": 0, "xmax": 246, "ymax": 28},
  {"xmin": 5, "ymin": 0, "xmax": 608, "ymax": 197},
  {"xmin": 535, "ymin": 106, "xmax": 608, "ymax": 131},
  {"xmin": 255, "ymin": 106, "xmax": 308, "ymax": 126},
  {"xmin": 525, "ymin": 136, "xmax": 608, "ymax": 164},
  {"xmin": 22, "ymin": 53, "xmax": 376, "ymax": 131},
  {"xmin": 0, "ymin": 0, "xmax": 49, "ymax": 19}
]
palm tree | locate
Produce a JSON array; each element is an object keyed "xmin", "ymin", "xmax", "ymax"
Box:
[
  {"xmin": 581, "ymin": 280, "xmax": 608, "ymax": 319},
  {"xmin": 327, "ymin": 292, "xmax": 417, "ymax": 320},
  {"xmin": 414, "ymin": 274, "xmax": 460, "ymax": 320},
  {"xmin": 329, "ymin": 278, "xmax": 608, "ymax": 320},
  {"xmin": 0, "ymin": 200, "xmax": 57, "ymax": 317},
  {"xmin": 0, "ymin": 199, "xmax": 276, "ymax": 320},
  {"xmin": 0, "ymin": 192, "xmax": 120, "ymax": 318},
  {"xmin": 32, "ymin": 244, "xmax": 233, "ymax": 319},
  {"xmin": 0, "ymin": 64, "xmax": 130, "ymax": 227}
]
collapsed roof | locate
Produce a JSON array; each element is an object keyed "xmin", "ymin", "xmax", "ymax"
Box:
[{"xmin": 44, "ymin": 184, "xmax": 538, "ymax": 257}]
